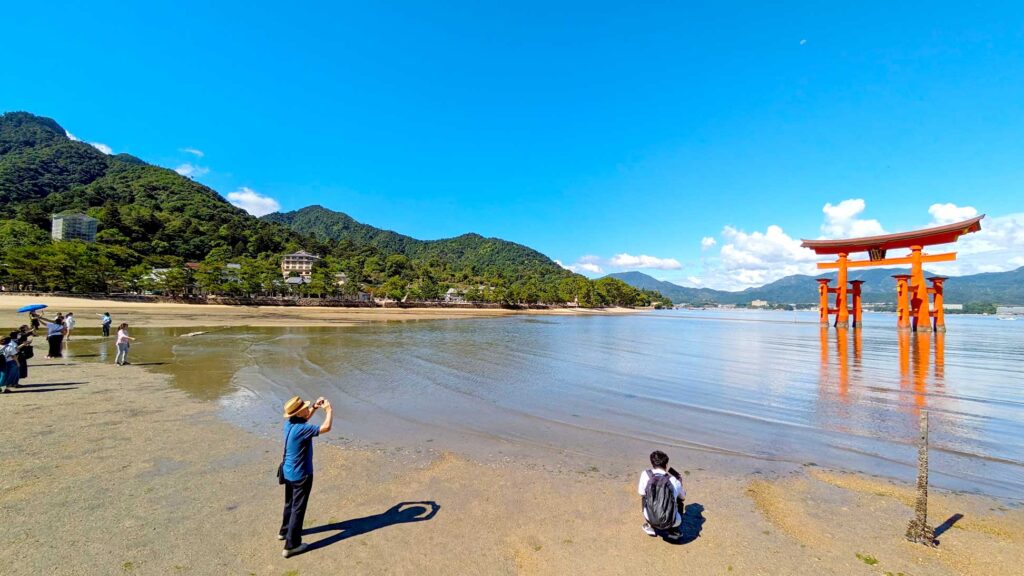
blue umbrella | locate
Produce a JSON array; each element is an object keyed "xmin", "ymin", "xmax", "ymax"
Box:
[{"xmin": 16, "ymin": 304, "xmax": 47, "ymax": 313}]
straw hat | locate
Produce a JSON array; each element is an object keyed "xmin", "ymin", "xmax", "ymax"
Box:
[{"xmin": 282, "ymin": 396, "xmax": 311, "ymax": 418}]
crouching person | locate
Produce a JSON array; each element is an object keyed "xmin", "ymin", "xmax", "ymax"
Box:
[{"xmin": 638, "ymin": 450, "xmax": 685, "ymax": 540}]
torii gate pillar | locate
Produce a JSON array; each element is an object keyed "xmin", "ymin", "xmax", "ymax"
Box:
[{"xmin": 910, "ymin": 246, "xmax": 932, "ymax": 333}]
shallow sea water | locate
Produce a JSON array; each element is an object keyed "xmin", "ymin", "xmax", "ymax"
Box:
[{"xmin": 72, "ymin": 310, "xmax": 1024, "ymax": 499}]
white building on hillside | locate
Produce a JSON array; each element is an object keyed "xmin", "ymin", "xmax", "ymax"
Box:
[
  {"xmin": 51, "ymin": 212, "xmax": 98, "ymax": 242},
  {"xmin": 280, "ymin": 251, "xmax": 320, "ymax": 278}
]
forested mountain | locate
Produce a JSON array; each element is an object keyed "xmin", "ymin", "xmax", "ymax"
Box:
[
  {"xmin": 0, "ymin": 111, "xmax": 661, "ymax": 307},
  {"xmin": 608, "ymin": 268, "xmax": 1024, "ymax": 306},
  {"xmin": 263, "ymin": 205, "xmax": 568, "ymax": 283}
]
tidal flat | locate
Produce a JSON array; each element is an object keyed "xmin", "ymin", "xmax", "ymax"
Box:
[{"xmin": 2, "ymin": 298, "xmax": 1023, "ymax": 574}]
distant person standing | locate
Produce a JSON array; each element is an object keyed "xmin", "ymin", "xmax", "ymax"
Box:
[
  {"xmin": 278, "ymin": 395, "xmax": 333, "ymax": 558},
  {"xmin": 115, "ymin": 323, "xmax": 135, "ymax": 366},
  {"xmin": 33, "ymin": 312, "xmax": 66, "ymax": 359},
  {"xmin": 99, "ymin": 312, "xmax": 112, "ymax": 337},
  {"xmin": 16, "ymin": 325, "xmax": 33, "ymax": 380},
  {"xmin": 63, "ymin": 312, "xmax": 76, "ymax": 343},
  {"xmin": 638, "ymin": 450, "xmax": 686, "ymax": 540}
]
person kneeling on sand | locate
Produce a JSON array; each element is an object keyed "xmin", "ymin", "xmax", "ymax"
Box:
[
  {"xmin": 638, "ymin": 450, "xmax": 686, "ymax": 540},
  {"xmin": 278, "ymin": 395, "xmax": 333, "ymax": 558}
]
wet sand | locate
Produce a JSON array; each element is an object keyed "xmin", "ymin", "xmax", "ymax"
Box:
[
  {"xmin": 2, "ymin": 359, "xmax": 1022, "ymax": 575},
  {"xmin": 0, "ymin": 295, "xmax": 637, "ymax": 328}
]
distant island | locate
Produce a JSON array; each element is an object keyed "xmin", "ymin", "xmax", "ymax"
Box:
[
  {"xmin": 0, "ymin": 112, "xmax": 670, "ymax": 308},
  {"xmin": 607, "ymin": 269, "xmax": 1024, "ymax": 314}
]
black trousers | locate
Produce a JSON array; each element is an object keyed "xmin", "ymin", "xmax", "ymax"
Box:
[
  {"xmin": 279, "ymin": 475, "xmax": 313, "ymax": 549},
  {"xmin": 47, "ymin": 335, "xmax": 63, "ymax": 358},
  {"xmin": 102, "ymin": 324, "xmax": 110, "ymax": 337},
  {"xmin": 18, "ymin": 355, "xmax": 28, "ymax": 379}
]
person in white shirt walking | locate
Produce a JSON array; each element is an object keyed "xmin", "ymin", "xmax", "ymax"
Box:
[
  {"xmin": 638, "ymin": 450, "xmax": 686, "ymax": 540},
  {"xmin": 115, "ymin": 323, "xmax": 135, "ymax": 366},
  {"xmin": 63, "ymin": 312, "xmax": 76, "ymax": 343}
]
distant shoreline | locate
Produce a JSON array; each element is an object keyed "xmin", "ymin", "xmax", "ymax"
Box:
[{"xmin": 0, "ymin": 293, "xmax": 641, "ymax": 328}]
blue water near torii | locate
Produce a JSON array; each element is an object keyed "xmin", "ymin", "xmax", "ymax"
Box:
[{"xmin": 124, "ymin": 310, "xmax": 1024, "ymax": 499}]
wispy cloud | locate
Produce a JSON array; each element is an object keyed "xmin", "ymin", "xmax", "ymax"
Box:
[
  {"xmin": 65, "ymin": 130, "xmax": 80, "ymax": 141},
  {"xmin": 175, "ymin": 163, "xmax": 210, "ymax": 178},
  {"xmin": 226, "ymin": 187, "xmax": 281, "ymax": 217},
  {"xmin": 700, "ymin": 236, "xmax": 717, "ymax": 250},
  {"xmin": 90, "ymin": 142, "xmax": 113, "ymax": 155},
  {"xmin": 181, "ymin": 147, "xmax": 205, "ymax": 158},
  {"xmin": 557, "ymin": 256, "xmax": 604, "ymax": 275},
  {"xmin": 557, "ymin": 252, "xmax": 683, "ymax": 276},
  {"xmin": 609, "ymin": 253, "xmax": 682, "ymax": 270}
]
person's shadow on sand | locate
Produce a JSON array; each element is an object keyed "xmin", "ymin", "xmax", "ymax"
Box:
[
  {"xmin": 665, "ymin": 503, "xmax": 705, "ymax": 545},
  {"xmin": 303, "ymin": 501, "xmax": 440, "ymax": 552}
]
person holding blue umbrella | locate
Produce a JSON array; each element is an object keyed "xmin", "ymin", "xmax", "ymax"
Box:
[{"xmin": 19, "ymin": 304, "xmax": 46, "ymax": 333}]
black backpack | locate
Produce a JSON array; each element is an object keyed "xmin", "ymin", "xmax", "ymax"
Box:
[{"xmin": 643, "ymin": 470, "xmax": 677, "ymax": 530}]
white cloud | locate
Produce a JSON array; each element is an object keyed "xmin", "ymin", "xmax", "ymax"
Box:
[
  {"xmin": 89, "ymin": 142, "xmax": 113, "ymax": 155},
  {"xmin": 181, "ymin": 147, "xmax": 205, "ymax": 158},
  {"xmin": 928, "ymin": 202, "xmax": 978, "ymax": 225},
  {"xmin": 694, "ymin": 224, "xmax": 823, "ymax": 290},
  {"xmin": 609, "ymin": 253, "xmax": 682, "ymax": 270},
  {"xmin": 799, "ymin": 39, "xmax": 807, "ymax": 46},
  {"xmin": 926, "ymin": 211, "xmax": 1024, "ymax": 276},
  {"xmin": 558, "ymin": 255, "xmax": 604, "ymax": 275},
  {"xmin": 700, "ymin": 236, "xmax": 717, "ymax": 250},
  {"xmin": 226, "ymin": 187, "xmax": 281, "ymax": 217},
  {"xmin": 65, "ymin": 130, "xmax": 80, "ymax": 141},
  {"xmin": 821, "ymin": 198, "xmax": 885, "ymax": 238},
  {"xmin": 692, "ymin": 199, "xmax": 1024, "ymax": 289},
  {"xmin": 175, "ymin": 163, "xmax": 210, "ymax": 178}
]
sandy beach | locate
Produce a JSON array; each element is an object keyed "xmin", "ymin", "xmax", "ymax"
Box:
[
  {"xmin": 2, "ymin": 352, "xmax": 1022, "ymax": 574},
  {"xmin": 0, "ymin": 294, "xmax": 639, "ymax": 329}
]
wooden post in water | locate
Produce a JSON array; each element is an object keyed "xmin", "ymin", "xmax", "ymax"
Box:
[{"xmin": 906, "ymin": 411, "xmax": 936, "ymax": 545}]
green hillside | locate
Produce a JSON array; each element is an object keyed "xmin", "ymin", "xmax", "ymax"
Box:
[
  {"xmin": 0, "ymin": 111, "xmax": 661, "ymax": 307},
  {"xmin": 263, "ymin": 205, "xmax": 568, "ymax": 283}
]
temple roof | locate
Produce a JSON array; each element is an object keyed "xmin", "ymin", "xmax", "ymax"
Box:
[{"xmin": 800, "ymin": 215, "xmax": 984, "ymax": 255}]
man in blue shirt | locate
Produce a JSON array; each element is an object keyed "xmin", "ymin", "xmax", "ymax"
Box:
[{"xmin": 279, "ymin": 395, "xmax": 333, "ymax": 557}]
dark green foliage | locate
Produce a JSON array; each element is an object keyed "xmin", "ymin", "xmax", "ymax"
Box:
[
  {"xmin": 263, "ymin": 205, "xmax": 568, "ymax": 285},
  {"xmin": 0, "ymin": 111, "xmax": 67, "ymax": 155},
  {"xmin": 0, "ymin": 140, "xmax": 110, "ymax": 204}
]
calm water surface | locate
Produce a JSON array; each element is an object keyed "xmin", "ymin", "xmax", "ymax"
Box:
[{"xmin": 79, "ymin": 310, "xmax": 1024, "ymax": 499}]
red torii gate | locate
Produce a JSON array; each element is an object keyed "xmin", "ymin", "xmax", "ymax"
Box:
[{"xmin": 800, "ymin": 216, "xmax": 984, "ymax": 332}]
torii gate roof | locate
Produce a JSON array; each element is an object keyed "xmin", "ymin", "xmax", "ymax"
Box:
[{"xmin": 800, "ymin": 215, "xmax": 984, "ymax": 255}]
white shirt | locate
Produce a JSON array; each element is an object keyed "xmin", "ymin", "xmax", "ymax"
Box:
[
  {"xmin": 64, "ymin": 316, "xmax": 76, "ymax": 329},
  {"xmin": 638, "ymin": 468, "xmax": 685, "ymax": 526},
  {"xmin": 2, "ymin": 341, "xmax": 18, "ymax": 361}
]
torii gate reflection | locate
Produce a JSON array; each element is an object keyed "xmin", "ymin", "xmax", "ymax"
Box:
[{"xmin": 821, "ymin": 327, "xmax": 944, "ymax": 410}]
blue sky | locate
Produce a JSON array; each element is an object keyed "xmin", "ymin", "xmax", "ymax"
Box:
[{"xmin": 3, "ymin": 2, "xmax": 1023, "ymax": 288}]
